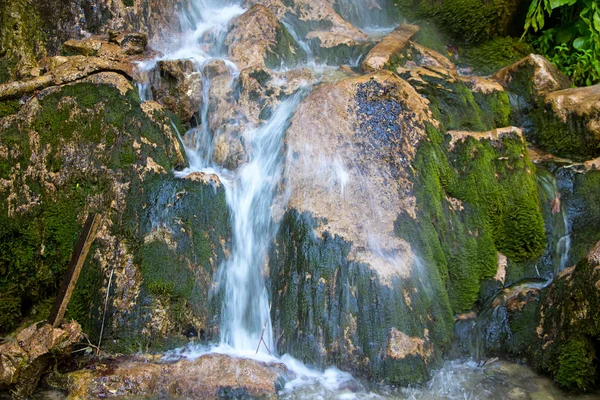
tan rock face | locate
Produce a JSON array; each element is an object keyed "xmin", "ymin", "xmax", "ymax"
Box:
[
  {"xmin": 446, "ymin": 126, "xmax": 525, "ymax": 151},
  {"xmin": 226, "ymin": 4, "xmax": 303, "ymax": 70},
  {"xmin": 60, "ymin": 353, "xmax": 290, "ymax": 399},
  {"xmin": 386, "ymin": 328, "xmax": 430, "ymax": 360},
  {"xmin": 151, "ymin": 59, "xmax": 203, "ymax": 122},
  {"xmin": 492, "ymin": 54, "xmax": 572, "ymax": 100},
  {"xmin": 543, "ymin": 84, "xmax": 600, "ymax": 141},
  {"xmin": 0, "ymin": 321, "xmax": 81, "ymax": 396},
  {"xmin": 283, "ymin": 71, "xmax": 434, "ymax": 281},
  {"xmin": 361, "ymin": 24, "xmax": 419, "ymax": 72}
]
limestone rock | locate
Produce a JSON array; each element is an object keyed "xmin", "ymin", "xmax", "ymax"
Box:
[
  {"xmin": 201, "ymin": 59, "xmax": 230, "ymax": 79},
  {"xmin": 63, "ymin": 38, "xmax": 103, "ymax": 57},
  {"xmin": 361, "ymin": 24, "xmax": 419, "ymax": 72},
  {"xmin": 108, "ymin": 31, "xmax": 148, "ymax": 55},
  {"xmin": 282, "ymin": 71, "xmax": 432, "ymax": 277},
  {"xmin": 536, "ymin": 84, "xmax": 600, "ymax": 157},
  {"xmin": 0, "ymin": 321, "xmax": 81, "ymax": 397},
  {"xmin": 447, "ymin": 126, "xmax": 524, "ymax": 151},
  {"xmin": 57, "ymin": 353, "xmax": 290, "ymax": 399},
  {"xmin": 151, "ymin": 59, "xmax": 203, "ymax": 122},
  {"xmin": 492, "ymin": 54, "xmax": 572, "ymax": 102},
  {"xmin": 226, "ymin": 5, "xmax": 306, "ymax": 70}
]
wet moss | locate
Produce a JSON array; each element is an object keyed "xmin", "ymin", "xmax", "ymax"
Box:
[
  {"xmin": 555, "ymin": 337, "xmax": 597, "ymax": 391},
  {"xmin": 398, "ymin": 72, "xmax": 510, "ymax": 132},
  {"xmin": 531, "ymin": 106, "xmax": 599, "ymax": 159},
  {"xmin": 397, "ymin": 125, "xmax": 545, "ymax": 312},
  {"xmin": 0, "ymin": 77, "xmax": 188, "ymax": 335},
  {"xmin": 265, "ymin": 23, "xmax": 307, "ymax": 69},
  {"xmin": 0, "ymin": 99, "xmax": 21, "ymax": 119},
  {"xmin": 270, "ymin": 209, "xmax": 453, "ymax": 384}
]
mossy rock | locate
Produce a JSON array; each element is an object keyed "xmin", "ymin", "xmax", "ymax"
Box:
[
  {"xmin": 398, "ymin": 69, "xmax": 510, "ymax": 132},
  {"xmin": 395, "ymin": 0, "xmax": 525, "ymax": 44},
  {"xmin": 269, "ymin": 210, "xmax": 453, "ymax": 385},
  {"xmin": 0, "ymin": 73, "xmax": 228, "ymax": 351},
  {"xmin": 396, "ymin": 126, "xmax": 545, "ymax": 312}
]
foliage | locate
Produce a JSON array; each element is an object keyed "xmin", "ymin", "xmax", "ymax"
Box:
[{"xmin": 525, "ymin": 0, "xmax": 600, "ymax": 86}]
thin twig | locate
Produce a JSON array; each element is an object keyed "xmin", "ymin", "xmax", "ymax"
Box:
[
  {"xmin": 256, "ymin": 303, "xmax": 273, "ymax": 355},
  {"xmin": 97, "ymin": 267, "xmax": 115, "ymax": 355}
]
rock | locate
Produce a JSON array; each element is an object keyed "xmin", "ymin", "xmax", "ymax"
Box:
[
  {"xmin": 492, "ymin": 54, "xmax": 572, "ymax": 104},
  {"xmin": 0, "ymin": 56, "xmax": 134, "ymax": 100},
  {"xmin": 108, "ymin": 31, "xmax": 148, "ymax": 55},
  {"xmin": 0, "ymin": 70, "xmax": 226, "ymax": 354},
  {"xmin": 532, "ymin": 84, "xmax": 600, "ymax": 158},
  {"xmin": 225, "ymin": 5, "xmax": 306, "ymax": 69},
  {"xmin": 54, "ymin": 353, "xmax": 290, "ymax": 398},
  {"xmin": 201, "ymin": 59, "xmax": 229, "ymax": 78},
  {"xmin": 151, "ymin": 59, "xmax": 203, "ymax": 122},
  {"xmin": 270, "ymin": 71, "xmax": 454, "ymax": 385},
  {"xmin": 361, "ymin": 24, "xmax": 419, "ymax": 72},
  {"xmin": 446, "ymin": 126, "xmax": 524, "ymax": 150},
  {"xmin": 0, "ymin": 321, "xmax": 81, "ymax": 397},
  {"xmin": 63, "ymin": 38, "xmax": 103, "ymax": 56},
  {"xmin": 398, "ymin": 66, "xmax": 511, "ymax": 131},
  {"xmin": 245, "ymin": 0, "xmax": 370, "ymax": 63}
]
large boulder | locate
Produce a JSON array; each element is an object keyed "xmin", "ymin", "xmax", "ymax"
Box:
[
  {"xmin": 225, "ymin": 5, "xmax": 307, "ymax": 70},
  {"xmin": 0, "ymin": 71, "xmax": 228, "ymax": 353},
  {"xmin": 0, "ymin": 321, "xmax": 81, "ymax": 397},
  {"xmin": 48, "ymin": 353, "xmax": 290, "ymax": 398},
  {"xmin": 270, "ymin": 71, "xmax": 454, "ymax": 384}
]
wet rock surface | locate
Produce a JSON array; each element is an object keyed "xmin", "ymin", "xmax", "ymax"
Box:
[
  {"xmin": 361, "ymin": 24, "xmax": 419, "ymax": 72},
  {"xmin": 150, "ymin": 59, "xmax": 203, "ymax": 122},
  {"xmin": 48, "ymin": 353, "xmax": 290, "ymax": 399},
  {"xmin": 0, "ymin": 321, "xmax": 81, "ymax": 397}
]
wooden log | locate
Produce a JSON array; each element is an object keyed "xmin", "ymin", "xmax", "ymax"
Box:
[{"xmin": 49, "ymin": 214, "xmax": 102, "ymax": 327}]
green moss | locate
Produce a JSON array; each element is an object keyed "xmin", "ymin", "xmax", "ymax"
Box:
[
  {"xmin": 463, "ymin": 37, "xmax": 533, "ymax": 75},
  {"xmin": 0, "ymin": 99, "xmax": 21, "ymax": 119},
  {"xmin": 397, "ymin": 125, "xmax": 545, "ymax": 312},
  {"xmin": 270, "ymin": 209, "xmax": 453, "ymax": 383},
  {"xmin": 395, "ymin": 0, "xmax": 522, "ymax": 44},
  {"xmin": 398, "ymin": 72, "xmax": 510, "ymax": 132},
  {"xmin": 532, "ymin": 105, "xmax": 599, "ymax": 159},
  {"xmin": 556, "ymin": 338, "xmax": 596, "ymax": 391},
  {"xmin": 0, "ymin": 77, "xmax": 186, "ymax": 335},
  {"xmin": 265, "ymin": 23, "xmax": 307, "ymax": 69}
]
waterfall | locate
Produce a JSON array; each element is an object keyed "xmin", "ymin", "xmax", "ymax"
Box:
[
  {"xmin": 217, "ymin": 94, "xmax": 305, "ymax": 352},
  {"xmin": 537, "ymin": 168, "xmax": 571, "ymax": 276},
  {"xmin": 145, "ymin": 0, "xmax": 310, "ymax": 354}
]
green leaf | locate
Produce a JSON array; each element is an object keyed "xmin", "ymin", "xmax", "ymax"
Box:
[
  {"xmin": 573, "ymin": 37, "xmax": 588, "ymax": 50},
  {"xmin": 594, "ymin": 11, "xmax": 600, "ymax": 31}
]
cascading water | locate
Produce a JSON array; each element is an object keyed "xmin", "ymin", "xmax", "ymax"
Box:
[{"xmin": 537, "ymin": 168, "xmax": 571, "ymax": 276}]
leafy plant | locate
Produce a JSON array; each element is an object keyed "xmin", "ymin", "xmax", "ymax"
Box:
[{"xmin": 525, "ymin": 0, "xmax": 600, "ymax": 86}]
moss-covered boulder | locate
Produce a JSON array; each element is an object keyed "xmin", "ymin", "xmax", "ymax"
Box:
[
  {"xmin": 226, "ymin": 4, "xmax": 307, "ymax": 70},
  {"xmin": 532, "ymin": 84, "xmax": 600, "ymax": 159},
  {"xmin": 272, "ymin": 71, "xmax": 453, "ymax": 385},
  {"xmin": 396, "ymin": 0, "xmax": 526, "ymax": 43},
  {"xmin": 0, "ymin": 72, "xmax": 229, "ymax": 353},
  {"xmin": 398, "ymin": 66, "xmax": 511, "ymax": 132},
  {"xmin": 399, "ymin": 126, "xmax": 546, "ymax": 313}
]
